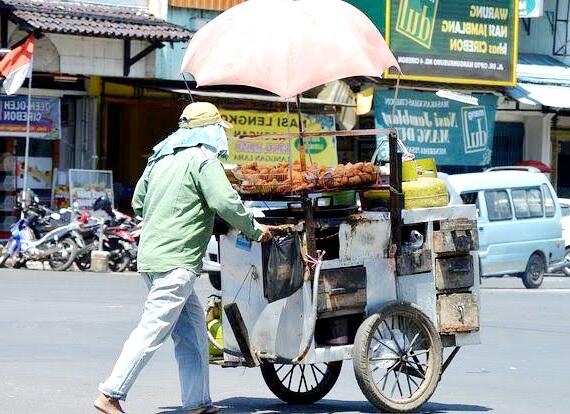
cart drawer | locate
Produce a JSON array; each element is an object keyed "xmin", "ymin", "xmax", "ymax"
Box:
[
  {"xmin": 317, "ymin": 266, "xmax": 366, "ymax": 314},
  {"xmin": 437, "ymin": 293, "xmax": 479, "ymax": 333},
  {"xmin": 435, "ymin": 255, "xmax": 474, "ymax": 291},
  {"xmin": 433, "ymin": 219, "xmax": 479, "ymax": 256},
  {"xmin": 397, "ymin": 247, "xmax": 432, "ymax": 275}
]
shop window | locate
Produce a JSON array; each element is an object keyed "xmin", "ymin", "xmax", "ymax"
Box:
[
  {"xmin": 511, "ymin": 187, "xmax": 543, "ymax": 219},
  {"xmin": 542, "ymin": 184, "xmax": 556, "ymax": 218},
  {"xmin": 485, "ymin": 190, "xmax": 512, "ymax": 221}
]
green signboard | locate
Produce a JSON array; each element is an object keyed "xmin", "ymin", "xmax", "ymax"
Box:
[
  {"xmin": 386, "ymin": 0, "xmax": 518, "ymax": 85},
  {"xmin": 375, "ymin": 89, "xmax": 498, "ymax": 166}
]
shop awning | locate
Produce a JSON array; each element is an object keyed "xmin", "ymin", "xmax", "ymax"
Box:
[
  {"xmin": 0, "ymin": 0, "xmax": 193, "ymax": 76},
  {"xmin": 507, "ymin": 83, "xmax": 570, "ymax": 108},
  {"xmin": 0, "ymin": 0, "xmax": 192, "ymax": 42},
  {"xmin": 164, "ymin": 87, "xmax": 357, "ymax": 107},
  {"xmin": 506, "ymin": 54, "xmax": 570, "ymax": 108}
]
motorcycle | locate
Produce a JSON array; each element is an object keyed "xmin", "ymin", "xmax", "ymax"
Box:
[
  {"xmin": 0, "ymin": 205, "xmax": 82, "ymax": 271},
  {"xmin": 74, "ymin": 213, "xmax": 103, "ymax": 271},
  {"xmin": 74, "ymin": 213, "xmax": 138, "ymax": 273},
  {"xmin": 107, "ymin": 224, "xmax": 136, "ymax": 272}
]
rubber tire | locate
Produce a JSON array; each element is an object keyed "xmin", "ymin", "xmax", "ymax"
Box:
[
  {"xmin": 522, "ymin": 253, "xmax": 545, "ymax": 289},
  {"xmin": 208, "ymin": 271, "xmax": 222, "ymax": 291},
  {"xmin": 109, "ymin": 246, "xmax": 130, "ymax": 273},
  {"xmin": 48, "ymin": 238, "xmax": 78, "ymax": 271},
  {"xmin": 75, "ymin": 254, "xmax": 91, "ymax": 271},
  {"xmin": 562, "ymin": 248, "xmax": 570, "ymax": 277},
  {"xmin": 0, "ymin": 242, "xmax": 11, "ymax": 268},
  {"xmin": 0, "ymin": 253, "xmax": 10, "ymax": 268},
  {"xmin": 353, "ymin": 301, "xmax": 443, "ymax": 413},
  {"xmin": 260, "ymin": 361, "xmax": 342, "ymax": 405}
]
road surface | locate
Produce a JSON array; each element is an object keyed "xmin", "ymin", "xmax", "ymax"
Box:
[{"xmin": 0, "ymin": 270, "xmax": 569, "ymax": 413}]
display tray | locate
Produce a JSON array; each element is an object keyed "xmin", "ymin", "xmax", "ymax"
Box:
[{"xmin": 238, "ymin": 184, "xmax": 394, "ymax": 201}]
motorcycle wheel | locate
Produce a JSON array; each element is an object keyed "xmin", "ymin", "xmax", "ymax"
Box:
[
  {"xmin": 109, "ymin": 247, "xmax": 131, "ymax": 273},
  {"xmin": 75, "ymin": 254, "xmax": 91, "ymax": 271},
  {"xmin": 0, "ymin": 243, "xmax": 11, "ymax": 268},
  {"xmin": 0, "ymin": 253, "xmax": 11, "ymax": 268},
  {"xmin": 48, "ymin": 238, "xmax": 78, "ymax": 271}
]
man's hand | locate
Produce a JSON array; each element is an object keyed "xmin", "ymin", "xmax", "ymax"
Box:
[{"xmin": 259, "ymin": 224, "xmax": 273, "ymax": 242}]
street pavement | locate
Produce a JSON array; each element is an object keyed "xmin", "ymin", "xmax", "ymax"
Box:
[{"xmin": 0, "ymin": 270, "xmax": 569, "ymax": 414}]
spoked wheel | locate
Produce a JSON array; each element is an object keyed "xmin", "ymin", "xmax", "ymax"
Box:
[
  {"xmin": 108, "ymin": 241, "xmax": 130, "ymax": 272},
  {"xmin": 260, "ymin": 361, "xmax": 342, "ymax": 404},
  {"xmin": 75, "ymin": 253, "xmax": 91, "ymax": 271},
  {"xmin": 353, "ymin": 301, "xmax": 442, "ymax": 413},
  {"xmin": 0, "ymin": 252, "xmax": 10, "ymax": 268},
  {"xmin": 109, "ymin": 250, "xmax": 130, "ymax": 272},
  {"xmin": 48, "ymin": 238, "xmax": 78, "ymax": 271}
]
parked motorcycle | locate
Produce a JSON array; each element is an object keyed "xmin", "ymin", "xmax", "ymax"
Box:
[
  {"xmin": 0, "ymin": 196, "xmax": 82, "ymax": 270},
  {"xmin": 74, "ymin": 199, "xmax": 139, "ymax": 272},
  {"xmin": 74, "ymin": 213, "xmax": 103, "ymax": 271}
]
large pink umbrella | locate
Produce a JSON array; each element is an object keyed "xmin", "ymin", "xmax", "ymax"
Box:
[{"xmin": 181, "ymin": 0, "xmax": 400, "ymax": 98}]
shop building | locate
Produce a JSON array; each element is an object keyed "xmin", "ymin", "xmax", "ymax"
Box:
[
  {"xmin": 0, "ymin": 0, "xmax": 192, "ymax": 235},
  {"xmin": 505, "ymin": 0, "xmax": 570, "ymax": 195},
  {"xmin": 343, "ymin": 0, "xmax": 522, "ymax": 174}
]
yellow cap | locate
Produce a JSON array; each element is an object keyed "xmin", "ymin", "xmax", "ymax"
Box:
[{"xmin": 178, "ymin": 102, "xmax": 232, "ymax": 129}]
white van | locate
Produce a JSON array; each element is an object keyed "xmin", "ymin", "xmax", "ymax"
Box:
[{"xmin": 447, "ymin": 170, "xmax": 565, "ymax": 288}]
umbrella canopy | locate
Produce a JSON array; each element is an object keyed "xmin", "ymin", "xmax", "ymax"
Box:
[{"xmin": 181, "ymin": 0, "xmax": 400, "ymax": 98}]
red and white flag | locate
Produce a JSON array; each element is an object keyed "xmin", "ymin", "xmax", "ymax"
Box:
[{"xmin": 0, "ymin": 35, "xmax": 35, "ymax": 95}]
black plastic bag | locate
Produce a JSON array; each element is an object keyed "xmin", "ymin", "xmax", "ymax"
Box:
[{"xmin": 262, "ymin": 233, "xmax": 304, "ymax": 303}]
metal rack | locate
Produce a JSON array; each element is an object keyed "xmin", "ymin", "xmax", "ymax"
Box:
[{"xmin": 238, "ymin": 130, "xmax": 404, "ymax": 258}]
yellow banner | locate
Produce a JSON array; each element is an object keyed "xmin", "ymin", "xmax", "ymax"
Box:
[{"xmin": 220, "ymin": 109, "xmax": 338, "ymax": 166}]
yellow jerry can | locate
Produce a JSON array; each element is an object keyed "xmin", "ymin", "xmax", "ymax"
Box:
[{"xmin": 364, "ymin": 177, "xmax": 449, "ymax": 209}]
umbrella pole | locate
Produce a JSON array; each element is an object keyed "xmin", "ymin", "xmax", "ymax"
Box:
[
  {"xmin": 295, "ymin": 94, "xmax": 306, "ymax": 171},
  {"xmin": 286, "ymin": 101, "xmax": 293, "ymax": 181},
  {"xmin": 181, "ymin": 73, "xmax": 194, "ymax": 103}
]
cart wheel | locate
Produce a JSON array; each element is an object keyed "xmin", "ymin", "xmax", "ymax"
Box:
[
  {"xmin": 353, "ymin": 301, "xmax": 442, "ymax": 413},
  {"xmin": 260, "ymin": 361, "xmax": 342, "ymax": 404}
]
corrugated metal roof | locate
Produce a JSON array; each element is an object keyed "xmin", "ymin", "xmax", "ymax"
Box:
[
  {"xmin": 506, "ymin": 54, "xmax": 570, "ymax": 108},
  {"xmin": 517, "ymin": 53, "xmax": 570, "ymax": 86},
  {"xmin": 507, "ymin": 83, "xmax": 570, "ymax": 108},
  {"xmin": 169, "ymin": 0, "xmax": 243, "ymax": 11},
  {"xmin": 0, "ymin": 0, "xmax": 193, "ymax": 42}
]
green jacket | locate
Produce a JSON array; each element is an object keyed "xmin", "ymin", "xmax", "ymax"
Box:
[{"xmin": 132, "ymin": 145, "xmax": 263, "ymax": 273}]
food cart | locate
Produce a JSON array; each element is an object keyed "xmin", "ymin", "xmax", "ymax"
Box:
[
  {"xmin": 206, "ymin": 132, "xmax": 481, "ymax": 413},
  {"xmin": 181, "ymin": 1, "xmax": 481, "ymax": 411}
]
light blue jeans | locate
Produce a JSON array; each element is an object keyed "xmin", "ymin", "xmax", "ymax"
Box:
[{"xmin": 99, "ymin": 268, "xmax": 211, "ymax": 410}]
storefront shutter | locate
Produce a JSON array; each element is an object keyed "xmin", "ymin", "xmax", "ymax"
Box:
[{"xmin": 491, "ymin": 122, "xmax": 525, "ymax": 167}]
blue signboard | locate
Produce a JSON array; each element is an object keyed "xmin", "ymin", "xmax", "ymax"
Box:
[
  {"xmin": 0, "ymin": 96, "xmax": 61, "ymax": 139},
  {"xmin": 374, "ymin": 89, "xmax": 498, "ymax": 166}
]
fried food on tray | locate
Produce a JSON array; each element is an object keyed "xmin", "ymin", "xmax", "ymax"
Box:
[
  {"xmin": 320, "ymin": 162, "xmax": 378, "ymax": 188},
  {"xmin": 233, "ymin": 161, "xmax": 378, "ymax": 194},
  {"xmin": 234, "ymin": 162, "xmax": 317, "ymax": 194}
]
